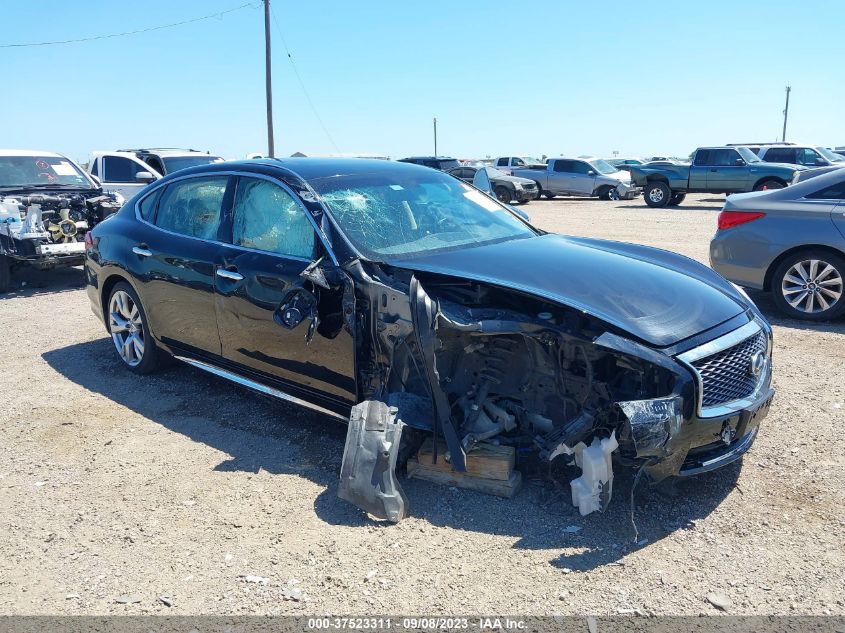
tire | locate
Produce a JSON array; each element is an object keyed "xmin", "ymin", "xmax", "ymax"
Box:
[
  {"xmin": 0, "ymin": 255, "xmax": 10, "ymax": 293},
  {"xmin": 644, "ymin": 181, "xmax": 671, "ymax": 208},
  {"xmin": 668, "ymin": 192, "xmax": 686, "ymax": 206},
  {"xmin": 597, "ymin": 186, "xmax": 612, "ymax": 200},
  {"xmin": 106, "ymin": 282, "xmax": 163, "ymax": 374},
  {"xmin": 754, "ymin": 179, "xmax": 786, "ymax": 192},
  {"xmin": 771, "ymin": 250, "xmax": 845, "ymax": 321},
  {"xmin": 494, "ymin": 186, "xmax": 511, "ymax": 203},
  {"xmin": 544, "ymin": 191, "xmax": 557, "ymax": 199},
  {"xmin": 607, "ymin": 187, "xmax": 621, "ymax": 201}
]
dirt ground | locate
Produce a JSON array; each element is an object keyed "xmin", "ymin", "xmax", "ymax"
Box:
[{"xmin": 1, "ymin": 195, "xmax": 843, "ymax": 616}]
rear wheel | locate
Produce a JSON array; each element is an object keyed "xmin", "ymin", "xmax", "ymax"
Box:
[
  {"xmin": 494, "ymin": 186, "xmax": 511, "ymax": 203},
  {"xmin": 754, "ymin": 179, "xmax": 786, "ymax": 192},
  {"xmin": 544, "ymin": 191, "xmax": 557, "ymax": 199},
  {"xmin": 771, "ymin": 251, "xmax": 845, "ymax": 320},
  {"xmin": 668, "ymin": 192, "xmax": 686, "ymax": 206},
  {"xmin": 644, "ymin": 182, "xmax": 671, "ymax": 208},
  {"xmin": 107, "ymin": 282, "xmax": 163, "ymax": 374}
]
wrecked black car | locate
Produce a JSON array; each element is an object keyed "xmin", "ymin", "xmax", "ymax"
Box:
[
  {"xmin": 84, "ymin": 158, "xmax": 774, "ymax": 522},
  {"xmin": 0, "ymin": 150, "xmax": 123, "ymax": 292}
]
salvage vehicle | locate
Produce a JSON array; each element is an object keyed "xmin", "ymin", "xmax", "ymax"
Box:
[
  {"xmin": 632, "ymin": 147, "xmax": 802, "ymax": 208},
  {"xmin": 447, "ymin": 165, "xmax": 539, "ymax": 203},
  {"xmin": 512, "ymin": 157, "xmax": 641, "ymax": 200},
  {"xmin": 711, "ymin": 167, "xmax": 845, "ymax": 320},
  {"xmin": 88, "ymin": 148, "xmax": 224, "ymax": 200},
  {"xmin": 0, "ymin": 150, "xmax": 123, "ymax": 292},
  {"xmin": 85, "ymin": 158, "xmax": 774, "ymax": 522}
]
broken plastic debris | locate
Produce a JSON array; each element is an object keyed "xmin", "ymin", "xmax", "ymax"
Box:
[
  {"xmin": 570, "ymin": 431, "xmax": 618, "ymax": 516},
  {"xmin": 243, "ymin": 575, "xmax": 268, "ymax": 585}
]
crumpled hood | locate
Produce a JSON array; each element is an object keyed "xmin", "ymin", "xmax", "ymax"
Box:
[{"xmin": 391, "ymin": 234, "xmax": 749, "ymax": 347}]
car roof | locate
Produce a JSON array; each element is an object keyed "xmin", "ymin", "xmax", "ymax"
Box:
[
  {"xmin": 399, "ymin": 156, "xmax": 457, "ymax": 161},
  {"xmin": 0, "ymin": 149, "xmax": 65, "ymax": 157},
  {"xmin": 155, "ymin": 157, "xmax": 446, "ymax": 185}
]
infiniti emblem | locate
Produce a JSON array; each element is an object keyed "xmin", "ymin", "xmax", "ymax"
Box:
[{"xmin": 749, "ymin": 352, "xmax": 765, "ymax": 377}]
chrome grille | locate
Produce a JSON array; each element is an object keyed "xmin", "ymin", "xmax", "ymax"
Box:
[{"xmin": 691, "ymin": 331, "xmax": 767, "ymax": 408}]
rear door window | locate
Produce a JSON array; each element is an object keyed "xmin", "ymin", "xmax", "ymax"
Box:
[
  {"xmin": 154, "ymin": 176, "xmax": 228, "ymax": 240},
  {"xmin": 763, "ymin": 148, "xmax": 796, "ymax": 163},
  {"xmin": 572, "ymin": 161, "xmax": 593, "ymax": 174},
  {"xmin": 232, "ymin": 177, "xmax": 315, "ymax": 259},
  {"xmin": 807, "ymin": 180, "xmax": 845, "ymax": 200},
  {"xmin": 496, "ymin": 158, "xmax": 508, "ymax": 167},
  {"xmin": 693, "ymin": 150, "xmax": 712, "ymax": 166},
  {"xmin": 553, "ymin": 160, "xmax": 574, "ymax": 173}
]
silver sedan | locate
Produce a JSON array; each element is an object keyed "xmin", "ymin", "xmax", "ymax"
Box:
[{"xmin": 710, "ymin": 167, "xmax": 845, "ymax": 320}]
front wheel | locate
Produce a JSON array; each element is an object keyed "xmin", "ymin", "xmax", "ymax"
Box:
[
  {"xmin": 754, "ymin": 179, "xmax": 786, "ymax": 192},
  {"xmin": 668, "ymin": 192, "xmax": 686, "ymax": 206},
  {"xmin": 607, "ymin": 187, "xmax": 621, "ymax": 201},
  {"xmin": 494, "ymin": 186, "xmax": 511, "ymax": 203},
  {"xmin": 644, "ymin": 182, "xmax": 671, "ymax": 208},
  {"xmin": 543, "ymin": 191, "xmax": 557, "ymax": 199},
  {"xmin": 0, "ymin": 255, "xmax": 10, "ymax": 293},
  {"xmin": 107, "ymin": 282, "xmax": 163, "ymax": 374},
  {"xmin": 771, "ymin": 251, "xmax": 845, "ymax": 320}
]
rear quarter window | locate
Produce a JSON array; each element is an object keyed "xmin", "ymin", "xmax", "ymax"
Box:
[{"xmin": 138, "ymin": 188, "xmax": 162, "ymax": 222}]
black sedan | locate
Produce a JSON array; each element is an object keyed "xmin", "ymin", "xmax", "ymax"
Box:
[
  {"xmin": 448, "ymin": 165, "xmax": 539, "ymax": 204},
  {"xmin": 86, "ymin": 158, "xmax": 774, "ymax": 522}
]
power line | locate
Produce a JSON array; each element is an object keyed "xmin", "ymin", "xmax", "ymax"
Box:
[
  {"xmin": 0, "ymin": 2, "xmax": 261, "ymax": 48},
  {"xmin": 269, "ymin": 6, "xmax": 340, "ymax": 153}
]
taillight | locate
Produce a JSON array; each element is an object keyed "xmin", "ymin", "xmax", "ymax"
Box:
[
  {"xmin": 84, "ymin": 231, "xmax": 94, "ymax": 251},
  {"xmin": 717, "ymin": 211, "xmax": 765, "ymax": 230}
]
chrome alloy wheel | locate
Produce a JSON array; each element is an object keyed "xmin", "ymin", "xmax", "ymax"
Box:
[
  {"xmin": 781, "ymin": 259, "xmax": 843, "ymax": 314},
  {"xmin": 109, "ymin": 290, "xmax": 145, "ymax": 366},
  {"xmin": 608, "ymin": 188, "xmax": 621, "ymax": 201},
  {"xmin": 647, "ymin": 186, "xmax": 664, "ymax": 203}
]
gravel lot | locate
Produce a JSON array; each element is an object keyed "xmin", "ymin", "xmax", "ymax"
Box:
[{"xmin": 1, "ymin": 195, "xmax": 843, "ymax": 616}]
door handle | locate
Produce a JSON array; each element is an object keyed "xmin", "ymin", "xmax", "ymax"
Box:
[
  {"xmin": 132, "ymin": 245, "xmax": 152, "ymax": 257},
  {"xmin": 216, "ymin": 268, "xmax": 244, "ymax": 282},
  {"xmin": 710, "ymin": 168, "xmax": 718, "ymax": 172}
]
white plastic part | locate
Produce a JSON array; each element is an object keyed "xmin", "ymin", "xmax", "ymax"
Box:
[{"xmin": 570, "ymin": 431, "xmax": 618, "ymax": 516}]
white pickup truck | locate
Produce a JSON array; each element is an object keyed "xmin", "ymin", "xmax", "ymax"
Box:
[{"xmin": 87, "ymin": 148, "xmax": 224, "ymax": 199}]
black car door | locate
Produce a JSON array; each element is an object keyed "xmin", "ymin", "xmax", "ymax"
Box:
[
  {"xmin": 134, "ymin": 174, "xmax": 231, "ymax": 356},
  {"xmin": 214, "ymin": 175, "xmax": 356, "ymax": 410}
]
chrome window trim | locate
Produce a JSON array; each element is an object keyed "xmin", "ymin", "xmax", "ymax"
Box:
[
  {"xmin": 676, "ymin": 320, "xmax": 772, "ymax": 418},
  {"xmin": 133, "ymin": 170, "xmax": 339, "ymax": 266},
  {"xmin": 175, "ymin": 355, "xmax": 347, "ymax": 422}
]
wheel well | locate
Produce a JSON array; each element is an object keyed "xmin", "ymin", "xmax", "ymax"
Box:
[
  {"xmin": 753, "ymin": 176, "xmax": 787, "ymax": 191},
  {"xmin": 99, "ymin": 273, "xmax": 131, "ymax": 325},
  {"xmin": 763, "ymin": 244, "xmax": 845, "ymax": 290}
]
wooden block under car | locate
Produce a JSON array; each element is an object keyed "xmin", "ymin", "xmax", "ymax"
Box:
[{"xmin": 407, "ymin": 439, "xmax": 522, "ymax": 499}]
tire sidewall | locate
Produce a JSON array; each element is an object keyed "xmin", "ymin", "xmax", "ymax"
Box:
[
  {"xmin": 107, "ymin": 281, "xmax": 160, "ymax": 373},
  {"xmin": 0, "ymin": 255, "xmax": 10, "ymax": 293},
  {"xmin": 644, "ymin": 182, "xmax": 671, "ymax": 207},
  {"xmin": 771, "ymin": 251, "xmax": 845, "ymax": 321}
]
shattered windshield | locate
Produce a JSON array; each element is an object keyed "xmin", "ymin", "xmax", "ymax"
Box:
[
  {"xmin": 162, "ymin": 155, "xmax": 224, "ymax": 173},
  {"xmin": 309, "ymin": 168, "xmax": 537, "ymax": 260},
  {"xmin": 0, "ymin": 155, "xmax": 92, "ymax": 188}
]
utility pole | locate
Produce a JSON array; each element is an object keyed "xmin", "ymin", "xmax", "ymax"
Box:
[
  {"xmin": 264, "ymin": 0, "xmax": 275, "ymax": 158},
  {"xmin": 433, "ymin": 117, "xmax": 438, "ymax": 156},
  {"xmin": 781, "ymin": 85, "xmax": 791, "ymax": 143}
]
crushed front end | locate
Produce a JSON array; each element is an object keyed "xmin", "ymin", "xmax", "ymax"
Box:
[{"xmin": 338, "ymin": 264, "xmax": 774, "ymax": 521}]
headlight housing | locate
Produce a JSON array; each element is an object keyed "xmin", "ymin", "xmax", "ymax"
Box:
[{"xmin": 512, "ymin": 182, "xmax": 523, "ymax": 190}]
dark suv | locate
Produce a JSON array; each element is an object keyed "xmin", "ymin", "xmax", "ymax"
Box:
[{"xmin": 398, "ymin": 156, "xmax": 461, "ymax": 171}]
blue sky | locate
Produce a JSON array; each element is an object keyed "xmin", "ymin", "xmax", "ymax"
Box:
[{"xmin": 3, "ymin": 0, "xmax": 843, "ymax": 163}]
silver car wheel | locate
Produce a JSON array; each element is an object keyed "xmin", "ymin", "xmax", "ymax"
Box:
[
  {"xmin": 608, "ymin": 188, "xmax": 621, "ymax": 201},
  {"xmin": 781, "ymin": 259, "xmax": 843, "ymax": 314},
  {"xmin": 648, "ymin": 187, "xmax": 664, "ymax": 203},
  {"xmin": 109, "ymin": 290, "xmax": 145, "ymax": 367}
]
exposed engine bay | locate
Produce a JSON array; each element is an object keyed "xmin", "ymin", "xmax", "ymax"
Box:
[
  {"xmin": 0, "ymin": 192, "xmax": 121, "ymax": 266},
  {"xmin": 335, "ymin": 261, "xmax": 734, "ymax": 523}
]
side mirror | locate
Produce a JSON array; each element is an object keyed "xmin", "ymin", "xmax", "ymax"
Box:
[
  {"xmin": 135, "ymin": 171, "xmax": 156, "ymax": 183},
  {"xmin": 275, "ymin": 287, "xmax": 320, "ymax": 342},
  {"xmin": 735, "ymin": 158, "xmax": 746, "ymax": 166},
  {"xmin": 472, "ymin": 168, "xmax": 493, "ymax": 194},
  {"xmin": 587, "ymin": 170, "xmax": 596, "ymax": 176}
]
